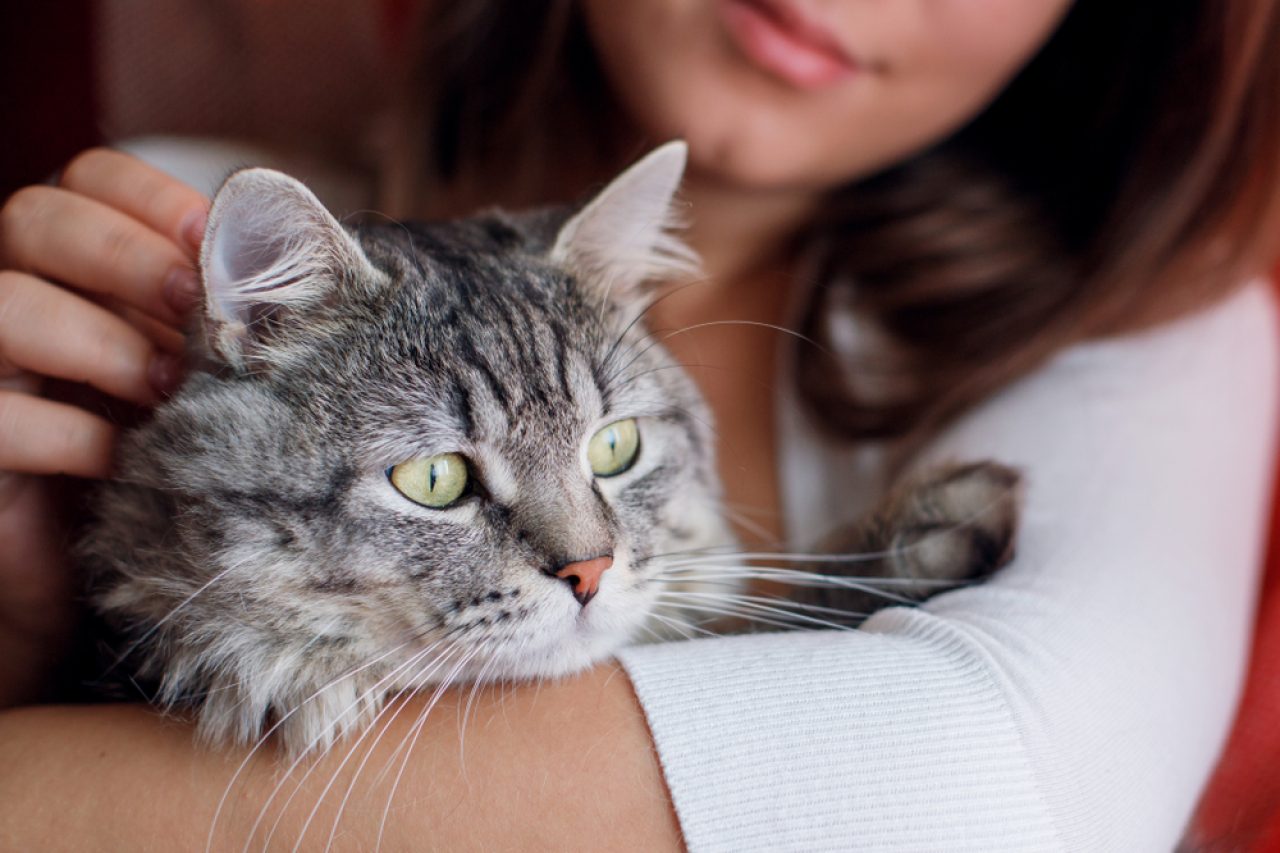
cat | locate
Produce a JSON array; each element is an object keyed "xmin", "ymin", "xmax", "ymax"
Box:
[{"xmin": 77, "ymin": 142, "xmax": 1020, "ymax": 757}]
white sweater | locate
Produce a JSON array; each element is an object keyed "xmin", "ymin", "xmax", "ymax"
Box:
[{"xmin": 618, "ymin": 282, "xmax": 1278, "ymax": 851}]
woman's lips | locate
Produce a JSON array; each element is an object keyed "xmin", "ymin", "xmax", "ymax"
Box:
[{"xmin": 718, "ymin": 0, "xmax": 860, "ymax": 90}]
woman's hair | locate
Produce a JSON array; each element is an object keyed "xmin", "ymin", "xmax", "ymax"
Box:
[{"xmin": 404, "ymin": 0, "xmax": 1280, "ymax": 441}]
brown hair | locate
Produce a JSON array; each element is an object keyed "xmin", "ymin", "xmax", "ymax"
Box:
[{"xmin": 404, "ymin": 0, "xmax": 1280, "ymax": 441}]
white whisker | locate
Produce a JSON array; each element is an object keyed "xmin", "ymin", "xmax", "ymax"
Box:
[
  {"xmin": 375, "ymin": 647, "xmax": 484, "ymax": 853},
  {"xmin": 205, "ymin": 639, "xmax": 410, "ymax": 853}
]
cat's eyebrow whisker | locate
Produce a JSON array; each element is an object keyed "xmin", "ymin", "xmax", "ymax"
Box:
[
  {"xmin": 609, "ymin": 360, "xmax": 723, "ymax": 393},
  {"xmin": 598, "ymin": 275, "xmax": 711, "ymax": 369},
  {"xmin": 607, "ymin": 317, "xmax": 830, "ymax": 394},
  {"xmin": 661, "ymin": 319, "xmax": 830, "ymax": 355},
  {"xmin": 205, "ymin": 638, "xmax": 412, "ymax": 853}
]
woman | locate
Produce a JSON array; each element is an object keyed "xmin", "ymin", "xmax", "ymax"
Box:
[{"xmin": 1, "ymin": 0, "xmax": 1278, "ymax": 847}]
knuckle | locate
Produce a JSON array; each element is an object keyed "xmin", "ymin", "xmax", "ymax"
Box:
[
  {"xmin": 0, "ymin": 391, "xmax": 20, "ymax": 449},
  {"xmin": 0, "ymin": 269, "xmax": 22, "ymax": 298},
  {"xmin": 97, "ymin": 222, "xmax": 137, "ymax": 269},
  {"xmin": 60, "ymin": 147, "xmax": 115, "ymax": 189},
  {"xmin": 0, "ymin": 186, "xmax": 51, "ymax": 262},
  {"xmin": 85, "ymin": 323, "xmax": 130, "ymax": 381},
  {"xmin": 0, "ymin": 270, "xmax": 29, "ymax": 329}
]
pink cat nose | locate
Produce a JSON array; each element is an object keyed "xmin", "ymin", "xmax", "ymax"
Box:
[{"xmin": 552, "ymin": 556, "xmax": 613, "ymax": 607}]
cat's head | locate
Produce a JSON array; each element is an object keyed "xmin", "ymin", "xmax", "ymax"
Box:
[{"xmin": 91, "ymin": 143, "xmax": 733, "ymax": 752}]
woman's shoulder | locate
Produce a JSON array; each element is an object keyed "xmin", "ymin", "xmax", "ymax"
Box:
[{"xmin": 1055, "ymin": 278, "xmax": 1277, "ymax": 378}]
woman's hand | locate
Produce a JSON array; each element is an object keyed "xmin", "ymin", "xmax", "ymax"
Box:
[{"xmin": 0, "ymin": 149, "xmax": 209, "ymax": 705}]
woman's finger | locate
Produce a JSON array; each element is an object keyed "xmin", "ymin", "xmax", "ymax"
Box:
[
  {"xmin": 59, "ymin": 148, "xmax": 210, "ymax": 261},
  {"xmin": 0, "ymin": 390, "xmax": 116, "ymax": 478},
  {"xmin": 0, "ymin": 186, "xmax": 198, "ymax": 324},
  {"xmin": 113, "ymin": 303, "xmax": 187, "ymax": 356},
  {"xmin": 0, "ymin": 271, "xmax": 178, "ymax": 405}
]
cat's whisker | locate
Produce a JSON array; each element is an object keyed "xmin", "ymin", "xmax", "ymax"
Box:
[
  {"xmin": 638, "ymin": 542, "xmax": 750, "ymax": 564},
  {"xmin": 100, "ymin": 558, "xmax": 247, "ymax": 679},
  {"xmin": 205, "ymin": 639, "xmax": 412, "ymax": 853},
  {"xmin": 375, "ymin": 646, "xmax": 486, "ymax": 853},
  {"xmin": 718, "ymin": 506, "xmax": 784, "ymax": 548},
  {"xmin": 456, "ymin": 655, "xmax": 503, "ymax": 782},
  {"xmin": 665, "ymin": 591, "xmax": 867, "ymax": 631},
  {"xmin": 659, "ymin": 588, "xmax": 873, "ymax": 632},
  {"xmin": 661, "ymin": 549, "xmax": 901, "ymax": 566},
  {"xmin": 653, "ymin": 598, "xmax": 813, "ymax": 633},
  {"xmin": 314, "ymin": 643, "xmax": 472, "ymax": 853},
  {"xmin": 247, "ymin": 640, "xmax": 450, "ymax": 852},
  {"xmin": 654, "ymin": 589, "xmax": 871, "ymax": 625},
  {"xmin": 653, "ymin": 566, "xmax": 930, "ymax": 605},
  {"xmin": 646, "ymin": 609, "xmax": 721, "ymax": 640},
  {"xmin": 598, "ymin": 275, "xmax": 711, "ymax": 373},
  {"xmin": 662, "ymin": 568, "xmax": 958, "ymax": 592},
  {"xmin": 283, "ymin": 641, "xmax": 466, "ymax": 853},
  {"xmin": 607, "ymin": 318, "xmax": 828, "ymax": 393}
]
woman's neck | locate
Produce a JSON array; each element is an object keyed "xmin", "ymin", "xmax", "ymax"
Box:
[
  {"xmin": 679, "ymin": 170, "xmax": 820, "ymax": 287},
  {"xmin": 643, "ymin": 174, "xmax": 819, "ymax": 548}
]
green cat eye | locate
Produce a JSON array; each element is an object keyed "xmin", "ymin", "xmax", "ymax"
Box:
[
  {"xmin": 587, "ymin": 418, "xmax": 641, "ymax": 478},
  {"xmin": 388, "ymin": 453, "xmax": 470, "ymax": 509}
]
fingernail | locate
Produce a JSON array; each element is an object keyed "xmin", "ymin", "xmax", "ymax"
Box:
[
  {"xmin": 181, "ymin": 208, "xmax": 208, "ymax": 254},
  {"xmin": 164, "ymin": 267, "xmax": 203, "ymax": 316},
  {"xmin": 148, "ymin": 352, "xmax": 185, "ymax": 398}
]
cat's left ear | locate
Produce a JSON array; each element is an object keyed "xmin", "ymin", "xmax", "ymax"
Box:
[
  {"xmin": 550, "ymin": 141, "xmax": 699, "ymax": 295},
  {"xmin": 199, "ymin": 168, "xmax": 379, "ymax": 369}
]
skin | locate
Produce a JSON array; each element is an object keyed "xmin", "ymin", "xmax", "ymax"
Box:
[{"xmin": 0, "ymin": 0, "xmax": 1072, "ymax": 846}]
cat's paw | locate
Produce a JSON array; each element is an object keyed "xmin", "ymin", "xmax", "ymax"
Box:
[{"xmin": 887, "ymin": 461, "xmax": 1022, "ymax": 587}]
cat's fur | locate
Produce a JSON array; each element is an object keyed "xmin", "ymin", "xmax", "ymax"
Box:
[{"xmin": 78, "ymin": 143, "xmax": 1019, "ymax": 756}]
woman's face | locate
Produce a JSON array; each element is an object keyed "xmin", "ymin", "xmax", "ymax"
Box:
[{"xmin": 581, "ymin": 0, "xmax": 1073, "ymax": 192}]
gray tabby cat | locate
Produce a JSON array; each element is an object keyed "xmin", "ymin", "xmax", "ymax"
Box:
[{"xmin": 79, "ymin": 143, "xmax": 1019, "ymax": 757}]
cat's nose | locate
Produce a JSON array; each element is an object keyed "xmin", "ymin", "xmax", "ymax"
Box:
[{"xmin": 550, "ymin": 555, "xmax": 613, "ymax": 607}]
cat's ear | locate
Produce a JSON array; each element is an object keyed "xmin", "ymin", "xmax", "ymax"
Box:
[
  {"xmin": 199, "ymin": 168, "xmax": 377, "ymax": 369},
  {"xmin": 550, "ymin": 141, "xmax": 699, "ymax": 295}
]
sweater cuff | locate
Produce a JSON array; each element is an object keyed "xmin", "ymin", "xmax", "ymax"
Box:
[{"xmin": 616, "ymin": 613, "xmax": 1059, "ymax": 852}]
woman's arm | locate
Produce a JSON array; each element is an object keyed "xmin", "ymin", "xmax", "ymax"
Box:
[
  {"xmin": 620, "ymin": 281, "xmax": 1279, "ymax": 851},
  {"xmin": 0, "ymin": 663, "xmax": 682, "ymax": 850}
]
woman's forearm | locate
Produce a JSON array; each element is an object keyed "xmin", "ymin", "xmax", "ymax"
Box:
[{"xmin": 0, "ymin": 663, "xmax": 682, "ymax": 851}]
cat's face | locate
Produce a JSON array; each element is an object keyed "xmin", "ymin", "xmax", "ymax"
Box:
[{"xmin": 96, "ymin": 144, "xmax": 732, "ymax": 752}]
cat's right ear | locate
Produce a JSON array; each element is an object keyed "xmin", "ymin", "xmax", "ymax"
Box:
[
  {"xmin": 199, "ymin": 168, "xmax": 378, "ymax": 370},
  {"xmin": 550, "ymin": 141, "xmax": 699, "ymax": 297}
]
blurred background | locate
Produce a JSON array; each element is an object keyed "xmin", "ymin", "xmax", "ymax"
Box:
[{"xmin": 1, "ymin": 0, "xmax": 419, "ymax": 198}]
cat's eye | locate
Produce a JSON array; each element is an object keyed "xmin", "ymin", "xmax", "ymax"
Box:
[
  {"xmin": 388, "ymin": 453, "xmax": 471, "ymax": 509},
  {"xmin": 587, "ymin": 419, "xmax": 640, "ymax": 478}
]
